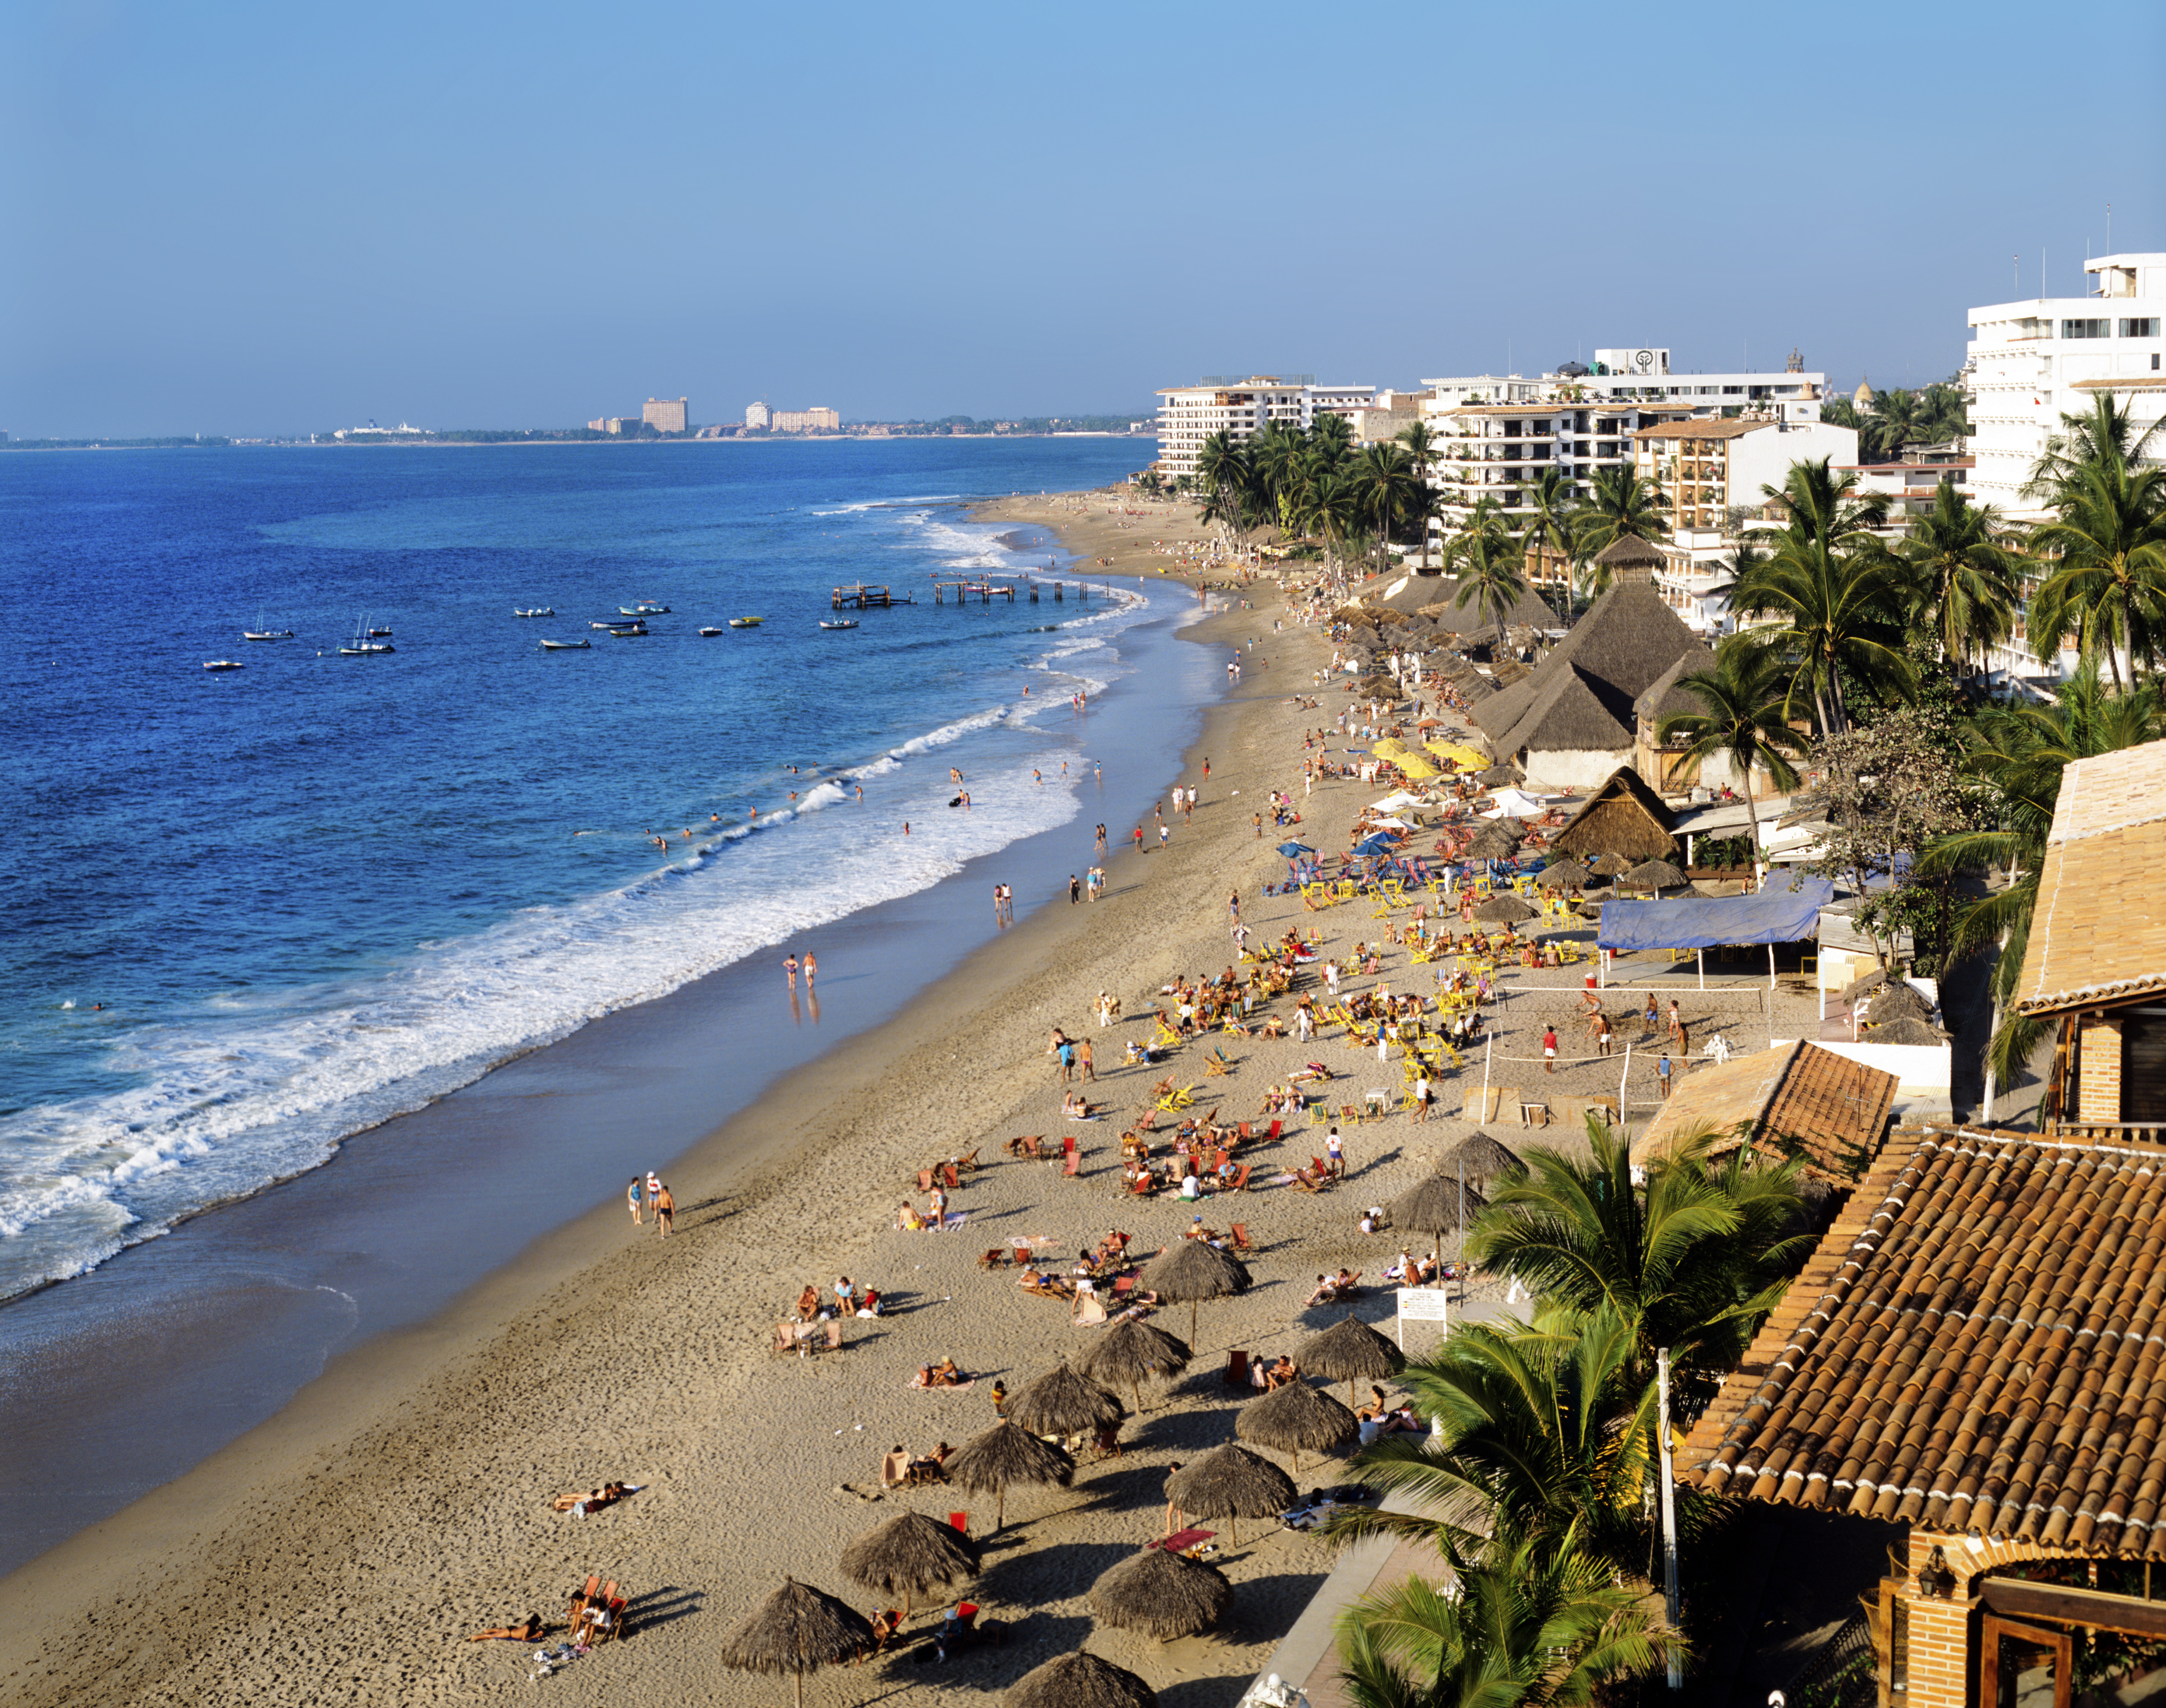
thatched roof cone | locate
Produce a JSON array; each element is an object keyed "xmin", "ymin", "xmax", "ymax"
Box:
[
  {"xmin": 1590, "ymin": 852, "xmax": 1635, "ymax": 876},
  {"xmin": 1623, "ymin": 859, "xmax": 1689, "ymax": 891},
  {"xmin": 1865, "ymin": 1015, "xmax": 1947, "ymax": 1046},
  {"xmin": 1390, "ymin": 1174, "xmax": 1488, "ymax": 1257},
  {"xmin": 1138, "ymin": 1240, "xmax": 1252, "ymax": 1344},
  {"xmin": 945, "ymin": 1421, "xmax": 1075, "ymax": 1533},
  {"xmin": 838, "ymin": 1510, "xmax": 978, "ymax": 1622},
  {"xmin": 1297, "ymin": 1314, "xmax": 1407, "ymax": 1409},
  {"xmin": 1009, "ymin": 1362, "xmax": 1125, "ymax": 1440},
  {"xmin": 717, "ymin": 1577, "xmax": 873, "ymax": 1708},
  {"xmin": 1593, "ymin": 533, "xmax": 1668, "ymax": 571},
  {"xmin": 1088, "ymin": 1546, "xmax": 1232, "ymax": 1640},
  {"xmin": 1441, "ymin": 1130, "xmax": 1525, "ymax": 1187},
  {"xmin": 1864, "ymin": 984, "xmax": 1934, "ymax": 1024},
  {"xmin": 1076, "ymin": 1317, "xmax": 1191, "ymax": 1411},
  {"xmin": 1473, "ymin": 893, "xmax": 1535, "ymax": 924},
  {"xmin": 1536, "ymin": 862, "xmax": 1588, "ymax": 891},
  {"xmin": 1165, "ymin": 1444, "xmax": 1296, "ymax": 1546},
  {"xmin": 1003, "ymin": 1648, "xmax": 1160, "ymax": 1708},
  {"xmin": 1236, "ymin": 1379, "xmax": 1358, "ymax": 1473}
]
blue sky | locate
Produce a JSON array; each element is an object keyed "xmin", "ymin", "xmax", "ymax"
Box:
[{"xmin": 3, "ymin": 0, "xmax": 2161, "ymax": 438}]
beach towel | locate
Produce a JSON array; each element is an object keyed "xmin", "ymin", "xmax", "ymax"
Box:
[
  {"xmin": 908, "ymin": 1379, "xmax": 977, "ymax": 1394},
  {"xmin": 938, "ymin": 1212, "xmax": 968, "ymax": 1234}
]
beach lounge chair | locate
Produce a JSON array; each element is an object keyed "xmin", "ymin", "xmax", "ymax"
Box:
[
  {"xmin": 1063, "ymin": 1146, "xmax": 1082, "ymax": 1177},
  {"xmin": 824, "ymin": 1319, "xmax": 844, "ymax": 1352},
  {"xmin": 940, "ymin": 1163, "xmax": 960, "ymax": 1191},
  {"xmin": 591, "ymin": 1586, "xmax": 625, "ymax": 1645},
  {"xmin": 978, "ymin": 1246, "xmax": 1011, "ymax": 1270},
  {"xmin": 1223, "ymin": 1349, "xmax": 1250, "ymax": 1388},
  {"xmin": 1230, "ymin": 1162, "xmax": 1252, "ymax": 1192},
  {"xmin": 917, "ymin": 1168, "xmax": 936, "ymax": 1192},
  {"xmin": 567, "ymin": 1574, "xmax": 599, "ymax": 1635},
  {"xmin": 1230, "ymin": 1222, "xmax": 1253, "ymax": 1253},
  {"xmin": 1072, "ymin": 1290, "xmax": 1107, "ymax": 1326},
  {"xmin": 1204, "ymin": 1051, "xmax": 1231, "ymax": 1078},
  {"xmin": 1266, "ymin": 1119, "xmax": 1283, "ymax": 1142},
  {"xmin": 881, "ymin": 1449, "xmax": 911, "ymax": 1488},
  {"xmin": 949, "ymin": 1512, "xmax": 969, "ymax": 1537},
  {"xmin": 955, "ymin": 1148, "xmax": 981, "ymax": 1174}
]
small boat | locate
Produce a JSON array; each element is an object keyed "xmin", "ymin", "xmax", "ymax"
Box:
[
  {"xmin": 602, "ymin": 620, "xmax": 648, "ymax": 637},
  {"xmin": 698, "ymin": 625, "xmax": 723, "ymax": 637},
  {"xmin": 727, "ymin": 616, "xmax": 763, "ymax": 629},
  {"xmin": 366, "ymin": 626, "xmax": 393, "ymax": 638},
  {"xmin": 339, "ymin": 639, "xmax": 395, "ymax": 655},
  {"xmin": 818, "ymin": 619, "xmax": 860, "ymax": 630},
  {"xmin": 621, "ymin": 602, "xmax": 671, "ymax": 616},
  {"xmin": 241, "ymin": 628, "xmax": 293, "ymax": 641},
  {"xmin": 203, "ymin": 659, "xmax": 245, "ymax": 671},
  {"xmin": 539, "ymin": 638, "xmax": 591, "ymax": 651},
  {"xmin": 514, "ymin": 606, "xmax": 555, "ymax": 618}
]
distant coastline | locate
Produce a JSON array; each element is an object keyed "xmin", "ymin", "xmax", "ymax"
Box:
[{"xmin": 0, "ymin": 430, "xmax": 1156, "ymax": 453}]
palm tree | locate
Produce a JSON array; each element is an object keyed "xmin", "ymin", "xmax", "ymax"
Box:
[
  {"xmin": 1728, "ymin": 530, "xmax": 1912, "ymax": 735},
  {"xmin": 1194, "ymin": 430, "xmax": 1252, "ymax": 546},
  {"xmin": 2021, "ymin": 390, "xmax": 2164, "ymax": 505},
  {"xmin": 1572, "ymin": 464, "xmax": 1666, "ymax": 578},
  {"xmin": 1760, "ymin": 457, "xmax": 1890, "ymax": 548},
  {"xmin": 1250, "ymin": 421, "xmax": 1306, "ymax": 535},
  {"xmin": 1356, "ymin": 442, "xmax": 1423, "ymax": 574},
  {"xmin": 1517, "ymin": 468, "xmax": 1582, "ymax": 602},
  {"xmin": 1309, "ymin": 409, "xmax": 1356, "ymax": 470},
  {"xmin": 1898, "ymin": 481, "xmax": 2022, "ymax": 676},
  {"xmin": 1921, "ymin": 663, "xmax": 2166, "ymax": 1085},
  {"xmin": 1337, "ymin": 1534, "xmax": 1670, "ymax": 1708},
  {"xmin": 1397, "ymin": 421, "xmax": 1444, "ymax": 571},
  {"xmin": 2025, "ymin": 457, "xmax": 2166, "ymax": 692},
  {"xmin": 1865, "ymin": 387, "xmax": 1925, "ymax": 461},
  {"xmin": 1444, "ymin": 498, "xmax": 1525, "ymax": 651},
  {"xmin": 1298, "ymin": 464, "xmax": 1364, "ymax": 579},
  {"xmin": 1468, "ymin": 1118, "xmax": 1813, "ymax": 1391},
  {"xmin": 1657, "ymin": 643, "xmax": 1813, "ymax": 860}
]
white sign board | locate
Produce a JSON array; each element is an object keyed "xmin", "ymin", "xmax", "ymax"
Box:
[{"xmin": 1396, "ymin": 1287, "xmax": 1450, "ymax": 1320}]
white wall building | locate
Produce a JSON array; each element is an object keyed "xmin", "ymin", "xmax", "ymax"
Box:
[
  {"xmin": 1632, "ymin": 417, "xmax": 1861, "ymax": 532},
  {"xmin": 745, "ymin": 401, "xmax": 771, "ymax": 430},
  {"xmin": 1966, "ymin": 253, "xmax": 2166, "ymax": 520},
  {"xmin": 1422, "ymin": 347, "xmax": 1827, "ymax": 421},
  {"xmin": 1153, "ymin": 376, "xmax": 1379, "ymax": 480}
]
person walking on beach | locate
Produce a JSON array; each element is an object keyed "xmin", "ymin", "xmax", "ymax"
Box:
[
  {"xmin": 628, "ymin": 1177, "xmax": 645, "ymax": 1226},
  {"xmin": 803, "ymin": 952, "xmax": 817, "ymax": 987},
  {"xmin": 1096, "ymin": 823, "xmax": 1107, "ymax": 856},
  {"xmin": 1158, "ymin": 823, "xmax": 1171, "ymax": 851},
  {"xmin": 1133, "ymin": 825, "xmax": 1145, "ymax": 856},
  {"xmin": 784, "ymin": 954, "xmax": 799, "ymax": 987},
  {"xmin": 1326, "ymin": 1127, "xmax": 1344, "ymax": 1179},
  {"xmin": 1253, "ymin": 811, "xmax": 1264, "ymax": 838},
  {"xmin": 645, "ymin": 1171, "xmax": 662, "ymax": 1218},
  {"xmin": 1657, "ymin": 1052, "xmax": 1673, "ymax": 1100},
  {"xmin": 653, "ymin": 1181, "xmax": 675, "ymax": 1238},
  {"xmin": 1078, "ymin": 1037, "xmax": 1094, "ymax": 1082},
  {"xmin": 1069, "ymin": 874, "xmax": 1082, "ymax": 904},
  {"xmin": 1542, "ymin": 1027, "xmax": 1559, "ymax": 1075}
]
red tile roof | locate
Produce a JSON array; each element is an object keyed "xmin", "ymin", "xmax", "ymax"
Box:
[
  {"xmin": 1682, "ymin": 1127, "xmax": 2166, "ymax": 1556},
  {"xmin": 1634, "ymin": 1042, "xmax": 1897, "ymax": 1185}
]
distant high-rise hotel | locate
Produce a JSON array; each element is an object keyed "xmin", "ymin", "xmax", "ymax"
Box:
[
  {"xmin": 750, "ymin": 403, "xmax": 840, "ymax": 433},
  {"xmin": 745, "ymin": 401, "xmax": 772, "ymax": 430},
  {"xmin": 643, "ymin": 396, "xmax": 689, "ymax": 435}
]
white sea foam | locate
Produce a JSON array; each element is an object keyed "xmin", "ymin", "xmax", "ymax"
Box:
[{"xmin": 0, "ymin": 591, "xmax": 1156, "ymax": 1302}]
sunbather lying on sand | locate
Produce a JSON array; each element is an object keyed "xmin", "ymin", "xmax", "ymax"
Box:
[
  {"xmin": 469, "ymin": 1615, "xmax": 546, "ymax": 1642},
  {"xmin": 550, "ymin": 1481, "xmax": 631, "ymax": 1514}
]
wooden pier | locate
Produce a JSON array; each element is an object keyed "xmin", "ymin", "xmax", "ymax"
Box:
[
  {"xmin": 933, "ymin": 579, "xmax": 1018, "ymax": 604},
  {"xmin": 831, "ymin": 583, "xmax": 914, "ymax": 610}
]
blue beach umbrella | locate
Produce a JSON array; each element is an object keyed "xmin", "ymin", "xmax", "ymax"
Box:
[
  {"xmin": 1277, "ymin": 841, "xmax": 1316, "ymax": 857},
  {"xmin": 1354, "ymin": 833, "xmax": 1394, "ymax": 857}
]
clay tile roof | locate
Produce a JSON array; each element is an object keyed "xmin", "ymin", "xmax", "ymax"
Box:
[
  {"xmin": 1680, "ymin": 1126, "xmax": 2166, "ymax": 1557},
  {"xmin": 2013, "ymin": 737, "xmax": 2166, "ymax": 1015},
  {"xmin": 1632, "ymin": 1042, "xmax": 1896, "ymax": 1185}
]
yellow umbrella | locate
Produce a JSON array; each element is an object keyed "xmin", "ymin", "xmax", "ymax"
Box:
[
  {"xmin": 1371, "ymin": 737, "xmax": 1409, "ymax": 757},
  {"xmin": 1392, "ymin": 754, "xmax": 1439, "ymax": 779},
  {"xmin": 1426, "ymin": 741, "xmax": 1489, "ymax": 770}
]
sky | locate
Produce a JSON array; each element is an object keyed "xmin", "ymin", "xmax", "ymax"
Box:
[{"xmin": 3, "ymin": 0, "xmax": 2162, "ymax": 439}]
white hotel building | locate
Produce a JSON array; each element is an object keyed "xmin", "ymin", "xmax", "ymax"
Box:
[
  {"xmin": 1966, "ymin": 253, "xmax": 2166, "ymax": 518},
  {"xmin": 1153, "ymin": 377, "xmax": 1377, "ymax": 480}
]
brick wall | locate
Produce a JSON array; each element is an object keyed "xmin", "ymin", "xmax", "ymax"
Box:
[
  {"xmin": 2078, "ymin": 1013, "xmax": 2124, "ymax": 1123},
  {"xmin": 1883, "ymin": 1530, "xmax": 2117, "ymax": 1708}
]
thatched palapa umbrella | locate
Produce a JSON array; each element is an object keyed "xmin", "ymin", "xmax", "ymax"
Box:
[
  {"xmin": 1003, "ymin": 1648, "xmax": 1159, "ymax": 1708},
  {"xmin": 1165, "ymin": 1443, "xmax": 1296, "ymax": 1547},
  {"xmin": 1236, "ymin": 1378, "xmax": 1357, "ymax": 1473},
  {"xmin": 1472, "ymin": 893, "xmax": 1535, "ymax": 924},
  {"xmin": 1589, "ymin": 851, "xmax": 1635, "ymax": 876},
  {"xmin": 717, "ymin": 1577, "xmax": 873, "ymax": 1708},
  {"xmin": 944, "ymin": 1420, "xmax": 1074, "ymax": 1533},
  {"xmin": 1075, "ymin": 1316, "xmax": 1191, "ymax": 1412},
  {"xmin": 1297, "ymin": 1314, "xmax": 1406, "ymax": 1410},
  {"xmin": 1137, "ymin": 1240, "xmax": 1251, "ymax": 1345},
  {"xmin": 1536, "ymin": 861, "xmax": 1588, "ymax": 892},
  {"xmin": 1865, "ymin": 1015, "xmax": 1947, "ymax": 1046},
  {"xmin": 1008, "ymin": 1362, "xmax": 1125, "ymax": 1442},
  {"xmin": 838, "ymin": 1509, "xmax": 978, "ymax": 1624},
  {"xmin": 1440, "ymin": 1129, "xmax": 1524, "ymax": 1190},
  {"xmin": 1390, "ymin": 1172, "xmax": 1488, "ymax": 1282},
  {"xmin": 1089, "ymin": 1546, "xmax": 1232, "ymax": 1640},
  {"xmin": 1622, "ymin": 858, "xmax": 1689, "ymax": 892}
]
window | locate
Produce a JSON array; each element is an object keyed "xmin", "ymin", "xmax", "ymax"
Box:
[
  {"xmin": 2127, "ymin": 1011, "xmax": 2166, "ymax": 1122},
  {"xmin": 2120, "ymin": 318, "xmax": 2160, "ymax": 338},
  {"xmin": 2060, "ymin": 318, "xmax": 2110, "ymax": 339}
]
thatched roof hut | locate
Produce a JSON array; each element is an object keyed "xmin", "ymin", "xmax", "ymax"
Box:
[
  {"xmin": 1592, "ymin": 533, "xmax": 1669, "ymax": 579},
  {"xmin": 1008, "ymin": 1363, "xmax": 1125, "ymax": 1440},
  {"xmin": 1622, "ymin": 858, "xmax": 1689, "ymax": 892},
  {"xmin": 1088, "ymin": 1546, "xmax": 1232, "ymax": 1640},
  {"xmin": 1439, "ymin": 1129, "xmax": 1525, "ymax": 1188},
  {"xmin": 1390, "ymin": 1174, "xmax": 1487, "ymax": 1251},
  {"xmin": 838, "ymin": 1511, "xmax": 979, "ymax": 1622},
  {"xmin": 1075, "ymin": 1317, "xmax": 1191, "ymax": 1411},
  {"xmin": 1472, "ymin": 893, "xmax": 1535, "ymax": 924},
  {"xmin": 1865, "ymin": 1015, "xmax": 1947, "ymax": 1046},
  {"xmin": 1536, "ymin": 860, "xmax": 1589, "ymax": 892},
  {"xmin": 1590, "ymin": 851, "xmax": 1635, "ymax": 876},
  {"xmin": 1472, "ymin": 584, "xmax": 1701, "ymax": 768},
  {"xmin": 1003, "ymin": 1649, "xmax": 1159, "ymax": 1708},
  {"xmin": 1236, "ymin": 1379, "xmax": 1358, "ymax": 1472},
  {"xmin": 944, "ymin": 1421, "xmax": 1075, "ymax": 1532},
  {"xmin": 1547, "ymin": 766, "xmax": 1680, "ymax": 861},
  {"xmin": 1296, "ymin": 1315, "xmax": 1406, "ymax": 1408},
  {"xmin": 1138, "ymin": 1240, "xmax": 1251, "ymax": 1343},
  {"xmin": 717, "ymin": 1578, "xmax": 874, "ymax": 1708},
  {"xmin": 1164, "ymin": 1444, "xmax": 1296, "ymax": 1546}
]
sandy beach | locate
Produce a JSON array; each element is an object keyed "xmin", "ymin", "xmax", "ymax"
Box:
[{"xmin": 3, "ymin": 491, "xmax": 1819, "ymax": 1708}]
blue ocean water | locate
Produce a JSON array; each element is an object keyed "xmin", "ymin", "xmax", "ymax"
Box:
[{"xmin": 0, "ymin": 436, "xmax": 1157, "ymax": 1299}]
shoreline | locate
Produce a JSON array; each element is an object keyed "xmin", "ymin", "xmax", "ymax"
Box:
[{"xmin": 4, "ymin": 491, "xmax": 1442, "ymax": 1708}]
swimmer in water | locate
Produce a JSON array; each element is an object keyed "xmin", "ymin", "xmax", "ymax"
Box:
[{"xmin": 855, "ymin": 784, "xmax": 864, "ymax": 801}]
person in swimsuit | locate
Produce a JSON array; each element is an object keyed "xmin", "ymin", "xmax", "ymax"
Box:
[
  {"xmin": 654, "ymin": 1182, "xmax": 674, "ymax": 1237},
  {"xmin": 627, "ymin": 1177, "xmax": 643, "ymax": 1225}
]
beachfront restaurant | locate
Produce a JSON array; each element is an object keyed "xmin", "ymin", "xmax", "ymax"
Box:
[{"xmin": 1682, "ymin": 1123, "xmax": 2166, "ymax": 1708}]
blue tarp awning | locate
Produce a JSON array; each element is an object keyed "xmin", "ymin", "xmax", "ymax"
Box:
[{"xmin": 1597, "ymin": 877, "xmax": 1835, "ymax": 953}]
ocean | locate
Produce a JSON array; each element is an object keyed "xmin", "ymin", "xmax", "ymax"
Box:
[{"xmin": 0, "ymin": 436, "xmax": 1160, "ymax": 1305}]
